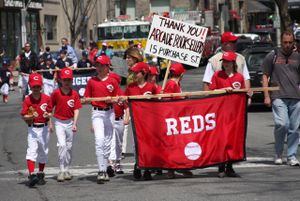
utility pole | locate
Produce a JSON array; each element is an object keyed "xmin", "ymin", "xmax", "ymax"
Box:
[
  {"xmin": 21, "ymin": 0, "xmax": 32, "ymax": 46},
  {"xmin": 274, "ymin": 3, "xmax": 281, "ymax": 47}
]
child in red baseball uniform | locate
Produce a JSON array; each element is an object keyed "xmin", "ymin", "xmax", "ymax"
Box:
[
  {"xmin": 164, "ymin": 63, "xmax": 193, "ymax": 178},
  {"xmin": 125, "ymin": 62, "xmax": 159, "ymax": 180},
  {"xmin": 209, "ymin": 51, "xmax": 245, "ymax": 178},
  {"xmin": 108, "ymin": 72, "xmax": 130, "ymax": 174},
  {"xmin": 148, "ymin": 66, "xmax": 162, "ymax": 93},
  {"xmin": 20, "ymin": 73, "xmax": 52, "ymax": 187},
  {"xmin": 51, "ymin": 68, "xmax": 82, "ymax": 182},
  {"xmin": 84, "ymin": 55, "xmax": 121, "ymax": 184}
]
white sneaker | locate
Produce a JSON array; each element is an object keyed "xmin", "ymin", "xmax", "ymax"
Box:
[
  {"xmin": 57, "ymin": 171, "xmax": 65, "ymax": 182},
  {"xmin": 274, "ymin": 158, "xmax": 283, "ymax": 165},
  {"xmin": 287, "ymin": 158, "xmax": 300, "ymax": 166},
  {"xmin": 64, "ymin": 171, "xmax": 72, "ymax": 180}
]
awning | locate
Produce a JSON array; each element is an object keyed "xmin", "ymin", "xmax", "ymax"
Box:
[
  {"xmin": 246, "ymin": 0, "xmax": 272, "ymax": 13},
  {"xmin": 289, "ymin": 0, "xmax": 300, "ymax": 10}
]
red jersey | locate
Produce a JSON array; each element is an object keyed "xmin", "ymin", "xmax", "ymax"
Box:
[
  {"xmin": 113, "ymin": 89, "xmax": 128, "ymax": 118},
  {"xmin": 163, "ymin": 79, "xmax": 182, "ymax": 99},
  {"xmin": 125, "ymin": 82, "xmax": 158, "ymax": 96},
  {"xmin": 51, "ymin": 88, "xmax": 82, "ymax": 120},
  {"xmin": 21, "ymin": 94, "xmax": 52, "ymax": 124},
  {"xmin": 84, "ymin": 76, "xmax": 120, "ymax": 108},
  {"xmin": 209, "ymin": 70, "xmax": 245, "ymax": 90}
]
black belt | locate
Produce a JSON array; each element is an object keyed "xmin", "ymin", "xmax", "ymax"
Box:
[
  {"xmin": 93, "ymin": 106, "xmax": 113, "ymax": 111},
  {"xmin": 115, "ymin": 117, "xmax": 123, "ymax": 121},
  {"xmin": 28, "ymin": 123, "xmax": 48, "ymax": 128}
]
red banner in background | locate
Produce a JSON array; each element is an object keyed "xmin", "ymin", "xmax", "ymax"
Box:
[{"xmin": 129, "ymin": 93, "xmax": 247, "ymax": 169}]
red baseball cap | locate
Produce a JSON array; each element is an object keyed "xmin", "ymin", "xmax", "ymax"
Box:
[
  {"xmin": 221, "ymin": 32, "xmax": 239, "ymax": 43},
  {"xmin": 149, "ymin": 66, "xmax": 159, "ymax": 75},
  {"xmin": 130, "ymin": 62, "xmax": 149, "ymax": 73},
  {"xmin": 60, "ymin": 68, "xmax": 73, "ymax": 79},
  {"xmin": 29, "ymin": 73, "xmax": 43, "ymax": 87},
  {"xmin": 220, "ymin": 51, "xmax": 237, "ymax": 61},
  {"xmin": 170, "ymin": 63, "xmax": 186, "ymax": 75},
  {"xmin": 95, "ymin": 55, "xmax": 111, "ymax": 65}
]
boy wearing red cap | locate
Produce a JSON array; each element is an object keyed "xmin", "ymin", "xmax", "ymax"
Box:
[
  {"xmin": 209, "ymin": 51, "xmax": 245, "ymax": 178},
  {"xmin": 20, "ymin": 73, "xmax": 52, "ymax": 187},
  {"xmin": 51, "ymin": 68, "xmax": 82, "ymax": 182},
  {"xmin": 163, "ymin": 63, "xmax": 193, "ymax": 178},
  {"xmin": 203, "ymin": 32, "xmax": 250, "ymax": 92},
  {"xmin": 84, "ymin": 55, "xmax": 121, "ymax": 184},
  {"xmin": 125, "ymin": 62, "xmax": 159, "ymax": 180}
]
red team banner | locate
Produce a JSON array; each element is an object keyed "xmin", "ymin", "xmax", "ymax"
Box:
[{"xmin": 129, "ymin": 93, "xmax": 247, "ymax": 169}]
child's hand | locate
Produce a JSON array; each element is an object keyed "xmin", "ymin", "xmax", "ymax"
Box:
[
  {"xmin": 72, "ymin": 124, "xmax": 77, "ymax": 132},
  {"xmin": 43, "ymin": 112, "xmax": 51, "ymax": 119},
  {"xmin": 33, "ymin": 111, "xmax": 39, "ymax": 118},
  {"xmin": 223, "ymin": 87, "xmax": 233, "ymax": 93}
]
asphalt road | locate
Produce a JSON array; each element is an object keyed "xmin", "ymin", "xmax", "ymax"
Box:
[{"xmin": 0, "ymin": 67, "xmax": 300, "ymax": 201}]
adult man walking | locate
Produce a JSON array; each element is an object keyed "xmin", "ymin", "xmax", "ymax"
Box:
[
  {"xmin": 59, "ymin": 37, "xmax": 78, "ymax": 65},
  {"xmin": 19, "ymin": 42, "xmax": 38, "ymax": 99},
  {"xmin": 262, "ymin": 30, "xmax": 300, "ymax": 166},
  {"xmin": 202, "ymin": 32, "xmax": 250, "ymax": 90}
]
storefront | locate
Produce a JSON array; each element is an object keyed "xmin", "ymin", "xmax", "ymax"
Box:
[{"xmin": 0, "ymin": 0, "xmax": 42, "ymax": 60}]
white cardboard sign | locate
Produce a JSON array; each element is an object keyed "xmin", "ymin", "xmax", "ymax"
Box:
[{"xmin": 145, "ymin": 15, "xmax": 208, "ymax": 67}]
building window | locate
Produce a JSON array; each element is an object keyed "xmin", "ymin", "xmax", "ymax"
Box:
[{"xmin": 44, "ymin": 15, "xmax": 57, "ymax": 41}]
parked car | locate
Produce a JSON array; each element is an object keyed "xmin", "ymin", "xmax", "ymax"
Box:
[{"xmin": 242, "ymin": 44, "xmax": 274, "ymax": 104}]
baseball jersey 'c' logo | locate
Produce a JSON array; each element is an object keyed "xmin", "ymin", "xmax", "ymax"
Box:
[
  {"xmin": 33, "ymin": 76, "xmax": 39, "ymax": 80},
  {"xmin": 40, "ymin": 103, "xmax": 48, "ymax": 112},
  {"xmin": 232, "ymin": 81, "xmax": 241, "ymax": 89},
  {"xmin": 107, "ymin": 84, "xmax": 114, "ymax": 93},
  {"xmin": 67, "ymin": 99, "xmax": 75, "ymax": 108},
  {"xmin": 143, "ymin": 91, "xmax": 152, "ymax": 95}
]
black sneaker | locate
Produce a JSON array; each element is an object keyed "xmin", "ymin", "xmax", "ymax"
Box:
[
  {"xmin": 225, "ymin": 168, "xmax": 239, "ymax": 177},
  {"xmin": 143, "ymin": 170, "xmax": 152, "ymax": 181},
  {"xmin": 37, "ymin": 172, "xmax": 46, "ymax": 185},
  {"xmin": 106, "ymin": 166, "xmax": 115, "ymax": 177},
  {"xmin": 28, "ymin": 174, "xmax": 39, "ymax": 187},
  {"xmin": 133, "ymin": 164, "xmax": 142, "ymax": 179}
]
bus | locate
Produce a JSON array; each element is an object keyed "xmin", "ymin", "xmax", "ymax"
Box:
[{"xmin": 97, "ymin": 20, "xmax": 151, "ymax": 56}]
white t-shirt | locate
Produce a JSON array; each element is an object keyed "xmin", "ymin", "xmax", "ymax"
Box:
[{"xmin": 203, "ymin": 52, "xmax": 250, "ymax": 83}]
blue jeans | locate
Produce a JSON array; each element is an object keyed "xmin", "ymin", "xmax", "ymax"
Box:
[{"xmin": 272, "ymin": 98, "xmax": 300, "ymax": 159}]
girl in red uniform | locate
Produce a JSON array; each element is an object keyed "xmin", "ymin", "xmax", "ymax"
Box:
[
  {"xmin": 51, "ymin": 68, "xmax": 82, "ymax": 182},
  {"xmin": 21, "ymin": 73, "xmax": 52, "ymax": 187},
  {"xmin": 147, "ymin": 66, "xmax": 162, "ymax": 93},
  {"xmin": 209, "ymin": 51, "xmax": 244, "ymax": 178},
  {"xmin": 164, "ymin": 63, "xmax": 193, "ymax": 178},
  {"xmin": 125, "ymin": 62, "xmax": 159, "ymax": 180}
]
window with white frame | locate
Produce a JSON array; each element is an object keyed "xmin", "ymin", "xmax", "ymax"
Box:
[{"xmin": 44, "ymin": 15, "xmax": 57, "ymax": 41}]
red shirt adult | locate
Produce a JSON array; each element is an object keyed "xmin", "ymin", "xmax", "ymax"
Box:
[
  {"xmin": 21, "ymin": 94, "xmax": 52, "ymax": 124},
  {"xmin": 84, "ymin": 76, "xmax": 120, "ymax": 108},
  {"xmin": 209, "ymin": 70, "xmax": 245, "ymax": 90},
  {"xmin": 125, "ymin": 82, "xmax": 158, "ymax": 96},
  {"xmin": 89, "ymin": 48, "xmax": 98, "ymax": 65},
  {"xmin": 51, "ymin": 88, "xmax": 82, "ymax": 120}
]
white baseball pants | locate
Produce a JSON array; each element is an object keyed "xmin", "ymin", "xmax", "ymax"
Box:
[
  {"xmin": 92, "ymin": 108, "xmax": 115, "ymax": 172},
  {"xmin": 43, "ymin": 78, "xmax": 55, "ymax": 96},
  {"xmin": 122, "ymin": 124, "xmax": 129, "ymax": 154},
  {"xmin": 0, "ymin": 83, "xmax": 9, "ymax": 95},
  {"xmin": 26, "ymin": 125, "xmax": 50, "ymax": 164},
  {"xmin": 109, "ymin": 119, "xmax": 125, "ymax": 161},
  {"xmin": 54, "ymin": 118, "xmax": 74, "ymax": 172}
]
